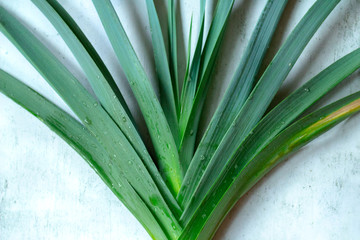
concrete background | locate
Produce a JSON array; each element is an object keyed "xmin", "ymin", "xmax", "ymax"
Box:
[{"xmin": 0, "ymin": 0, "xmax": 360, "ymax": 239}]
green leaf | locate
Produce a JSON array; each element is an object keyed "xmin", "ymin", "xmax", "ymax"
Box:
[
  {"xmin": 91, "ymin": 0, "xmax": 182, "ymax": 195},
  {"xmin": 183, "ymin": 15, "xmax": 194, "ymax": 94},
  {"xmin": 178, "ymin": 0, "xmax": 288, "ymax": 207},
  {"xmin": 0, "ymin": 70, "xmax": 168, "ymax": 240},
  {"xmin": 179, "ymin": 0, "xmax": 235, "ymax": 171},
  {"xmin": 145, "ymin": 0, "xmax": 180, "ymax": 146},
  {"xmin": 180, "ymin": 90, "xmax": 360, "ymax": 240},
  {"xmin": 179, "ymin": 1, "xmax": 206, "ymax": 141},
  {"xmin": 31, "ymin": 0, "xmax": 181, "ymax": 216},
  {"xmin": 167, "ymin": 0, "xmax": 179, "ymax": 111},
  {"xmin": 43, "ymin": 0, "xmax": 132, "ymax": 120},
  {"xmin": 181, "ymin": 46, "xmax": 360, "ymax": 223},
  {"xmin": 179, "ymin": 0, "xmax": 340, "ymax": 211},
  {"xmin": 0, "ymin": 7, "xmax": 182, "ymax": 238}
]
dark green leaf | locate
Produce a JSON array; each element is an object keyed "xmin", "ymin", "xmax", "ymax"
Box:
[
  {"xmin": 180, "ymin": 90, "xmax": 360, "ymax": 240},
  {"xmin": 91, "ymin": 0, "xmax": 182, "ymax": 195},
  {"xmin": 145, "ymin": 0, "xmax": 180, "ymax": 146},
  {"xmin": 31, "ymin": 0, "xmax": 181, "ymax": 215},
  {"xmin": 179, "ymin": 0, "xmax": 340, "ymax": 212},
  {"xmin": 178, "ymin": 0, "xmax": 288, "ymax": 207},
  {"xmin": 0, "ymin": 70, "xmax": 169, "ymax": 240},
  {"xmin": 0, "ymin": 8, "xmax": 182, "ymax": 238}
]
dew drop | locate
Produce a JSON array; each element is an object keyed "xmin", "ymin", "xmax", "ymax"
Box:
[
  {"xmin": 122, "ymin": 116, "xmax": 127, "ymax": 122},
  {"xmin": 202, "ymin": 214, "xmax": 206, "ymax": 219},
  {"xmin": 93, "ymin": 102, "xmax": 98, "ymax": 107},
  {"xmin": 84, "ymin": 117, "xmax": 92, "ymax": 125},
  {"xmin": 304, "ymin": 88, "xmax": 310, "ymax": 92},
  {"xmin": 190, "ymin": 130, "xmax": 194, "ymax": 136}
]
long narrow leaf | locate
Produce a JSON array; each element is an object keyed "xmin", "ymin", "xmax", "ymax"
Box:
[
  {"xmin": 180, "ymin": 90, "xmax": 360, "ymax": 240},
  {"xmin": 31, "ymin": 0, "xmax": 181, "ymax": 215},
  {"xmin": 45, "ymin": 0, "xmax": 132, "ymax": 120},
  {"xmin": 183, "ymin": 15, "xmax": 194, "ymax": 92},
  {"xmin": 0, "ymin": 8, "xmax": 182, "ymax": 238},
  {"xmin": 179, "ymin": 0, "xmax": 206, "ymax": 132},
  {"xmin": 145, "ymin": 0, "xmax": 179, "ymax": 146},
  {"xmin": 178, "ymin": 0, "xmax": 288, "ymax": 206},
  {"xmin": 91, "ymin": 0, "xmax": 182, "ymax": 195},
  {"xmin": 181, "ymin": 46, "xmax": 360, "ymax": 222},
  {"xmin": 179, "ymin": 0, "xmax": 235, "ymax": 170},
  {"xmin": 180, "ymin": 0, "xmax": 340, "ymax": 210},
  {"xmin": 167, "ymin": 0, "xmax": 179, "ymax": 110},
  {"xmin": 0, "ymin": 70, "xmax": 168, "ymax": 240}
]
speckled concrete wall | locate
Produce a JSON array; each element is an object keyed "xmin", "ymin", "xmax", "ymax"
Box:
[{"xmin": 0, "ymin": 0, "xmax": 360, "ymax": 239}]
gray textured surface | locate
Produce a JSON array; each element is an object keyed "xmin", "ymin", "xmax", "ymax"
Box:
[{"xmin": 0, "ymin": 0, "xmax": 360, "ymax": 239}]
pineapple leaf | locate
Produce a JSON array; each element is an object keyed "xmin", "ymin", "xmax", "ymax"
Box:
[
  {"xmin": 180, "ymin": 90, "xmax": 360, "ymax": 240},
  {"xmin": 181, "ymin": 46, "xmax": 360, "ymax": 222},
  {"xmin": 179, "ymin": 0, "xmax": 235, "ymax": 171},
  {"xmin": 31, "ymin": 0, "xmax": 181, "ymax": 215},
  {"xmin": 145, "ymin": 0, "xmax": 180, "ymax": 146},
  {"xmin": 167, "ymin": 0, "xmax": 180, "ymax": 111},
  {"xmin": 91, "ymin": 0, "xmax": 182, "ymax": 195},
  {"xmin": 178, "ymin": 0, "xmax": 288, "ymax": 207},
  {"xmin": 0, "ymin": 7, "xmax": 182, "ymax": 238},
  {"xmin": 0, "ymin": 70, "xmax": 169, "ymax": 240},
  {"xmin": 179, "ymin": 0, "xmax": 340, "ymax": 210}
]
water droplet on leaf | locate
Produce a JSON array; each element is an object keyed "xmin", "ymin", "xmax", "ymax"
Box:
[{"xmin": 84, "ymin": 117, "xmax": 92, "ymax": 125}]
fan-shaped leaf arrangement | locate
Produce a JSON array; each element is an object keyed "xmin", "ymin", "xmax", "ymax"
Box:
[{"xmin": 0, "ymin": 0, "xmax": 359, "ymax": 239}]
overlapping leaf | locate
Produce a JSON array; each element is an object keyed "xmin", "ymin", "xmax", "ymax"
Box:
[
  {"xmin": 179, "ymin": 90, "xmax": 360, "ymax": 239},
  {"xmin": 31, "ymin": 0, "xmax": 181, "ymax": 215},
  {"xmin": 0, "ymin": 70, "xmax": 168, "ymax": 239},
  {"xmin": 1, "ymin": 0, "xmax": 359, "ymax": 239},
  {"xmin": 178, "ymin": 0, "xmax": 288, "ymax": 207},
  {"xmin": 0, "ymin": 7, "xmax": 181, "ymax": 239},
  {"xmin": 91, "ymin": 0, "xmax": 182, "ymax": 195},
  {"xmin": 178, "ymin": 0, "xmax": 341, "ymax": 213},
  {"xmin": 179, "ymin": 0, "xmax": 235, "ymax": 171}
]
